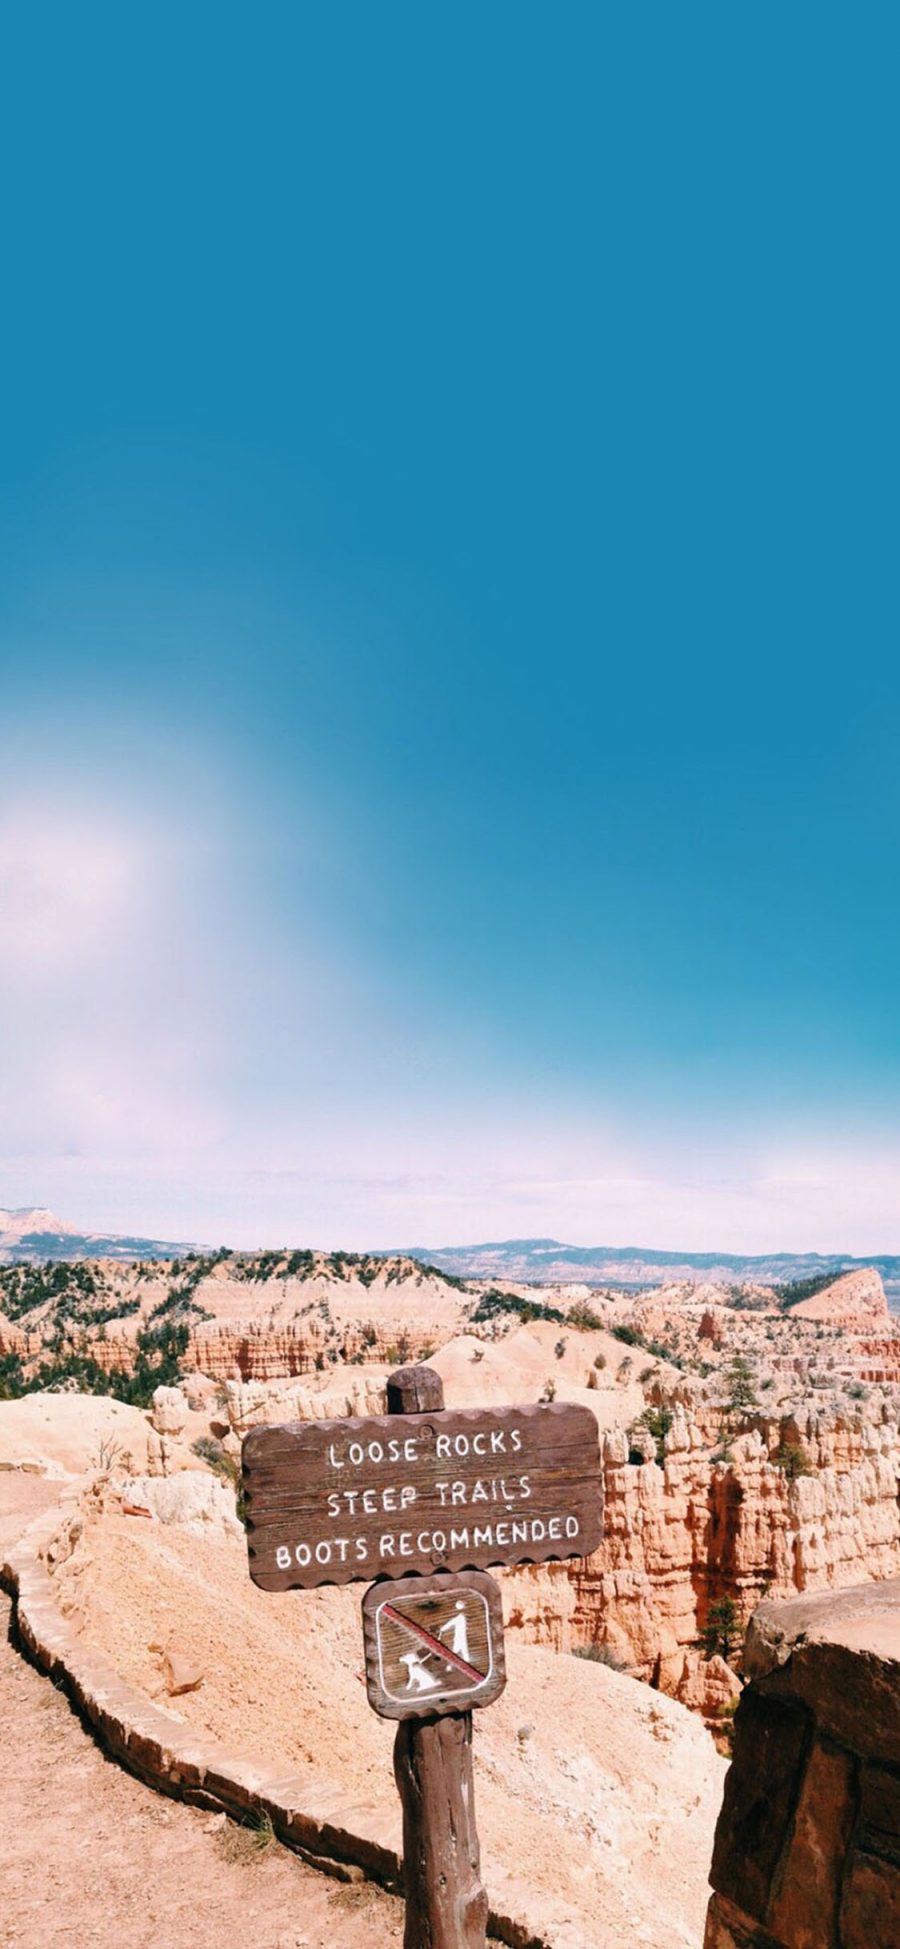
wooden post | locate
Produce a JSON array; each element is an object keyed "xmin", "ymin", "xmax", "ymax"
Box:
[{"xmin": 387, "ymin": 1364, "xmax": 490, "ymax": 1949}]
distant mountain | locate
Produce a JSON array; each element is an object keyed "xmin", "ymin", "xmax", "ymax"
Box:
[
  {"xmin": 398, "ymin": 1236, "xmax": 900, "ymax": 1308},
  {"xmin": 0, "ymin": 1207, "xmax": 198, "ymax": 1266},
  {"xmin": 6, "ymin": 1209, "xmax": 899, "ymax": 1311}
]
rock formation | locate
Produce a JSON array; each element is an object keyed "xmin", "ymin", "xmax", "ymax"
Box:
[
  {"xmin": 504, "ymin": 1397, "xmax": 900, "ymax": 1693},
  {"xmin": 705, "ymin": 1577, "xmax": 900, "ymax": 1948},
  {"xmin": 788, "ymin": 1266, "xmax": 890, "ymax": 1328}
]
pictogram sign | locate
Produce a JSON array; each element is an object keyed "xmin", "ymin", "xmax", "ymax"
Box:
[
  {"xmin": 361, "ymin": 1569, "xmax": 506, "ymax": 1720},
  {"xmin": 244, "ymin": 1364, "xmax": 604, "ymax": 1949}
]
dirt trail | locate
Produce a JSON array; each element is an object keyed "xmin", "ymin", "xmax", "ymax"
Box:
[{"xmin": 0, "ymin": 1478, "xmax": 403, "ymax": 1949}]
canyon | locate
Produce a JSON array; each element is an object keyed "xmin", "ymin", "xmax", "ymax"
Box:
[
  {"xmin": 3, "ymin": 1247, "xmax": 900, "ymax": 1945},
  {"xmin": 3, "ymin": 1250, "xmax": 900, "ymax": 1714}
]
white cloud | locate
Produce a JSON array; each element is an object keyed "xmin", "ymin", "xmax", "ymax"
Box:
[
  {"xmin": 0, "ymin": 806, "xmax": 148, "ymax": 975},
  {"xmin": 2, "ymin": 788, "xmax": 899, "ymax": 1259}
]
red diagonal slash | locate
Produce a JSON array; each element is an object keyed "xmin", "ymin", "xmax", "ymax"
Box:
[{"xmin": 381, "ymin": 1602, "xmax": 486, "ymax": 1684}]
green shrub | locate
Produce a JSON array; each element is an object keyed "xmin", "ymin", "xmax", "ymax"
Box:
[
  {"xmin": 470, "ymin": 1288, "xmax": 566, "ymax": 1327},
  {"xmin": 568, "ymin": 1300, "xmax": 604, "ymax": 1330},
  {"xmin": 774, "ymin": 1270, "xmax": 847, "ymax": 1310},
  {"xmin": 773, "ymin": 1441, "xmax": 814, "ymax": 1480},
  {"xmin": 699, "ymin": 1597, "xmax": 741, "ymax": 1661}
]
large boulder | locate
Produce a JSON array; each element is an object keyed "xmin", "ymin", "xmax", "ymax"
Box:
[{"xmin": 121, "ymin": 1471, "xmax": 243, "ymax": 1535}]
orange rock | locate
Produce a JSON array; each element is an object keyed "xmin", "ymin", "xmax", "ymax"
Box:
[{"xmin": 163, "ymin": 1650, "xmax": 204, "ymax": 1696}]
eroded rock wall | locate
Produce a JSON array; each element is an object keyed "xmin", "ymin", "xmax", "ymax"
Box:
[
  {"xmin": 705, "ymin": 1579, "xmax": 900, "ymax": 1949},
  {"xmin": 504, "ymin": 1401, "xmax": 900, "ymax": 1691}
]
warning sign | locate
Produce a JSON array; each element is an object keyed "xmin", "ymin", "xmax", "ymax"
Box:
[{"xmin": 361, "ymin": 1569, "xmax": 506, "ymax": 1721}]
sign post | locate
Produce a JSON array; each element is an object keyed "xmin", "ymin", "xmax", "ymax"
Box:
[
  {"xmin": 242, "ymin": 1362, "xmax": 602, "ymax": 1949},
  {"xmin": 387, "ymin": 1364, "xmax": 490, "ymax": 1949}
]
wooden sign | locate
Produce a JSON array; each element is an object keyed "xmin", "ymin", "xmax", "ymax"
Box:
[
  {"xmin": 242, "ymin": 1400, "xmax": 601, "ymax": 1592},
  {"xmin": 361, "ymin": 1570, "xmax": 506, "ymax": 1721}
]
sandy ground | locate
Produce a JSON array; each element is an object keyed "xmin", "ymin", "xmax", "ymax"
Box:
[
  {"xmin": 0, "ymin": 1477, "xmax": 405, "ymax": 1949},
  {"xmin": 431, "ymin": 1320, "xmax": 650, "ymax": 1426},
  {"xmin": 65, "ymin": 1507, "xmax": 725, "ymax": 1949},
  {"xmin": 0, "ymin": 1396, "xmax": 159, "ymax": 1476}
]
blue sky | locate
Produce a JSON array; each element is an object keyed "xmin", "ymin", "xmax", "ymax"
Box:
[{"xmin": 1, "ymin": 9, "xmax": 899, "ymax": 1252}]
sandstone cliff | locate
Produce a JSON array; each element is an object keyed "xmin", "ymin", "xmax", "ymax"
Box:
[
  {"xmin": 503, "ymin": 1395, "xmax": 900, "ymax": 1699},
  {"xmin": 705, "ymin": 1578, "xmax": 900, "ymax": 1948}
]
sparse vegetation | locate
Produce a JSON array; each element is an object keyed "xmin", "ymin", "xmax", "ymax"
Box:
[
  {"xmin": 192, "ymin": 1435, "xmax": 247, "ymax": 1524},
  {"xmin": 773, "ymin": 1269, "xmax": 847, "ymax": 1310},
  {"xmin": 699, "ymin": 1597, "xmax": 742, "ymax": 1662},
  {"xmin": 470, "ymin": 1288, "xmax": 566, "ymax": 1327},
  {"xmin": 772, "ymin": 1441, "xmax": 814, "ymax": 1480},
  {"xmin": 567, "ymin": 1300, "xmax": 604, "ymax": 1330},
  {"xmin": 572, "ymin": 1643, "xmax": 626, "ymax": 1671},
  {"xmin": 216, "ymin": 1809, "xmax": 277, "ymax": 1863},
  {"xmin": 0, "ymin": 1351, "xmax": 25, "ymax": 1398},
  {"xmin": 0, "ymin": 1319, "xmax": 191, "ymax": 1408},
  {"xmin": 610, "ymin": 1322, "xmax": 682, "ymax": 1366},
  {"xmin": 628, "ymin": 1405, "xmax": 673, "ymax": 1466},
  {"xmin": 725, "ymin": 1355, "xmax": 758, "ymax": 1415}
]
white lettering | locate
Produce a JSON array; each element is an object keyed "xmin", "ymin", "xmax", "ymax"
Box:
[
  {"xmin": 519, "ymin": 1474, "xmax": 532, "ymax": 1499},
  {"xmin": 295, "ymin": 1542, "xmax": 312, "ymax": 1566},
  {"xmin": 399, "ymin": 1531, "xmax": 413, "ymax": 1556},
  {"xmin": 349, "ymin": 1442, "xmax": 364, "ymax": 1466},
  {"xmin": 473, "ymin": 1524, "xmax": 492, "ymax": 1547},
  {"xmin": 495, "ymin": 1521, "xmax": 510, "ymax": 1546},
  {"xmin": 355, "ymin": 1538, "xmax": 368, "ymax": 1561},
  {"xmin": 328, "ymin": 1443, "xmax": 344, "ymax": 1469},
  {"xmin": 511, "ymin": 1429, "xmax": 522, "ymax": 1452},
  {"xmin": 473, "ymin": 1432, "xmax": 488, "ymax": 1455},
  {"xmin": 327, "ymin": 1492, "xmax": 340, "ymax": 1518},
  {"xmin": 369, "ymin": 1440, "xmax": 384, "ymax": 1463},
  {"xmin": 315, "ymin": 1540, "xmax": 332, "ymax": 1565},
  {"xmin": 436, "ymin": 1435, "xmax": 450, "ymax": 1460},
  {"xmin": 380, "ymin": 1534, "xmax": 395, "ymax": 1557},
  {"xmin": 548, "ymin": 1516, "xmax": 562, "ymax": 1540},
  {"xmin": 531, "ymin": 1519, "xmax": 546, "ymax": 1541},
  {"xmin": 565, "ymin": 1516, "xmax": 579, "ymax": 1539},
  {"xmin": 276, "ymin": 1545, "xmax": 291, "ymax": 1569}
]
